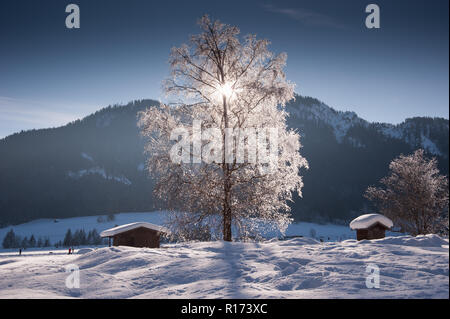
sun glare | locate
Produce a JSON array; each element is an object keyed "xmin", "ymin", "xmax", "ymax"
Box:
[{"xmin": 218, "ymin": 82, "xmax": 234, "ymax": 99}]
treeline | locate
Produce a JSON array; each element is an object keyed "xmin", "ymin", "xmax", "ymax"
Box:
[
  {"xmin": 2, "ymin": 228, "xmax": 107, "ymax": 248},
  {"xmin": 2, "ymin": 229, "xmax": 51, "ymax": 249},
  {"xmin": 54, "ymin": 228, "xmax": 107, "ymax": 247}
]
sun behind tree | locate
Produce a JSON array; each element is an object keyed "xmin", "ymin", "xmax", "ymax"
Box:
[{"xmin": 139, "ymin": 15, "xmax": 308, "ymax": 241}]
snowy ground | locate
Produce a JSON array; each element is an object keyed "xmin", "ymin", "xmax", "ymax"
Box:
[
  {"xmin": 0, "ymin": 234, "xmax": 447, "ymax": 299},
  {"xmin": 0, "ymin": 212, "xmax": 167, "ymax": 248},
  {"xmin": 0, "ymin": 211, "xmax": 365, "ymax": 252}
]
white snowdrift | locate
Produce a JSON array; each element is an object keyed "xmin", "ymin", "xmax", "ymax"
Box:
[
  {"xmin": 76, "ymin": 248, "xmax": 94, "ymax": 255},
  {"xmin": 0, "ymin": 235, "xmax": 447, "ymax": 299},
  {"xmin": 350, "ymin": 214, "xmax": 393, "ymax": 230},
  {"xmin": 357, "ymin": 234, "xmax": 449, "ymax": 247}
]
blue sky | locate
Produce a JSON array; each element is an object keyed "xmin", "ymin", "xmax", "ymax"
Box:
[{"xmin": 0, "ymin": 0, "xmax": 448, "ymax": 138}]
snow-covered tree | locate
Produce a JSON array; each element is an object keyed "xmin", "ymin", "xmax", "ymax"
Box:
[
  {"xmin": 43, "ymin": 237, "xmax": 51, "ymax": 247},
  {"xmin": 63, "ymin": 229, "xmax": 73, "ymax": 247},
  {"xmin": 365, "ymin": 149, "xmax": 449, "ymax": 236},
  {"xmin": 2, "ymin": 229, "xmax": 19, "ymax": 249},
  {"xmin": 28, "ymin": 235, "xmax": 36, "ymax": 248},
  {"xmin": 37, "ymin": 237, "xmax": 43, "ymax": 248},
  {"xmin": 139, "ymin": 15, "xmax": 308, "ymax": 241},
  {"xmin": 21, "ymin": 236, "xmax": 29, "ymax": 249}
]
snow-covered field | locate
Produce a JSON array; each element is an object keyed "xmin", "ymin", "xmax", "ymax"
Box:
[
  {"xmin": 0, "ymin": 234, "xmax": 448, "ymax": 298},
  {"xmin": 0, "ymin": 211, "xmax": 362, "ymax": 251},
  {"xmin": 0, "ymin": 212, "xmax": 167, "ymax": 249},
  {"xmin": 1, "ymin": 212, "xmax": 446, "ymax": 298}
]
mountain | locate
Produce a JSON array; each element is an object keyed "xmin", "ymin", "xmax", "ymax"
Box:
[
  {"xmin": 0, "ymin": 96, "xmax": 448, "ymax": 226},
  {"xmin": 0, "ymin": 101, "xmax": 158, "ymax": 227},
  {"xmin": 287, "ymin": 96, "xmax": 448, "ymax": 222}
]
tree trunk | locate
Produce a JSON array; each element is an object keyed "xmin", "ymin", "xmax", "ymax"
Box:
[
  {"xmin": 221, "ymin": 90, "xmax": 232, "ymax": 242},
  {"xmin": 222, "ymin": 157, "xmax": 232, "ymax": 241},
  {"xmin": 223, "ymin": 205, "xmax": 232, "ymax": 241}
]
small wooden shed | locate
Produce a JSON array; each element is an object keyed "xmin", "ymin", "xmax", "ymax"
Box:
[
  {"xmin": 100, "ymin": 222, "xmax": 170, "ymax": 248},
  {"xmin": 350, "ymin": 214, "xmax": 393, "ymax": 241}
]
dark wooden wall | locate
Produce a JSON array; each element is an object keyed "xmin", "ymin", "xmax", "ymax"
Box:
[
  {"xmin": 356, "ymin": 223, "xmax": 387, "ymax": 240},
  {"xmin": 112, "ymin": 227, "xmax": 161, "ymax": 248}
]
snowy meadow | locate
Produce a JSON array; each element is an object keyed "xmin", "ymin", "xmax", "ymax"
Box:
[{"xmin": 0, "ymin": 233, "xmax": 448, "ymax": 298}]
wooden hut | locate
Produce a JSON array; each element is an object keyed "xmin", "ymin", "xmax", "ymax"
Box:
[
  {"xmin": 349, "ymin": 214, "xmax": 393, "ymax": 240},
  {"xmin": 100, "ymin": 222, "xmax": 170, "ymax": 248}
]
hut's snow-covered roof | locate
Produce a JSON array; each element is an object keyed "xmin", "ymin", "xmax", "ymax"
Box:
[
  {"xmin": 100, "ymin": 222, "xmax": 170, "ymax": 237},
  {"xmin": 349, "ymin": 214, "xmax": 393, "ymax": 230}
]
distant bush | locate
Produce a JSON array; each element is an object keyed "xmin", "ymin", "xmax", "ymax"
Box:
[
  {"xmin": 1, "ymin": 227, "xmax": 107, "ymax": 249},
  {"xmin": 2, "ymin": 229, "xmax": 20, "ymax": 248},
  {"xmin": 61, "ymin": 228, "xmax": 106, "ymax": 247},
  {"xmin": 2, "ymin": 229, "xmax": 51, "ymax": 249}
]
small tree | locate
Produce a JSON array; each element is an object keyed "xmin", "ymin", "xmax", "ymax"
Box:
[
  {"xmin": 73, "ymin": 229, "xmax": 87, "ymax": 246},
  {"xmin": 44, "ymin": 237, "xmax": 51, "ymax": 247},
  {"xmin": 2, "ymin": 229, "xmax": 18, "ymax": 248},
  {"xmin": 88, "ymin": 229, "xmax": 102, "ymax": 245},
  {"xmin": 365, "ymin": 149, "xmax": 449, "ymax": 236},
  {"xmin": 28, "ymin": 235, "xmax": 36, "ymax": 248},
  {"xmin": 21, "ymin": 236, "xmax": 29, "ymax": 249},
  {"xmin": 63, "ymin": 229, "xmax": 73, "ymax": 247}
]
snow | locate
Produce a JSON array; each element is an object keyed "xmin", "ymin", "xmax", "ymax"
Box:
[
  {"xmin": 77, "ymin": 248, "xmax": 93, "ymax": 255},
  {"xmin": 67, "ymin": 167, "xmax": 132, "ymax": 185},
  {"xmin": 379, "ymin": 124, "xmax": 443, "ymax": 156},
  {"xmin": 290, "ymin": 99, "xmax": 444, "ymax": 156},
  {"xmin": 0, "ymin": 212, "xmax": 399, "ymax": 250},
  {"xmin": 81, "ymin": 152, "xmax": 94, "ymax": 162},
  {"xmin": 350, "ymin": 214, "xmax": 393, "ymax": 230},
  {"xmin": 0, "ymin": 235, "xmax": 447, "ymax": 298},
  {"xmin": 421, "ymin": 134, "xmax": 442, "ymax": 156},
  {"xmin": 290, "ymin": 100, "xmax": 368, "ymax": 143},
  {"xmin": 360, "ymin": 234, "xmax": 448, "ymax": 247},
  {"xmin": 273, "ymin": 221, "xmax": 359, "ymax": 241},
  {"xmin": 380, "ymin": 124, "xmax": 403, "ymax": 139},
  {"xmin": 0, "ymin": 212, "xmax": 166, "ymax": 247},
  {"xmin": 100, "ymin": 222, "xmax": 171, "ymax": 237}
]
